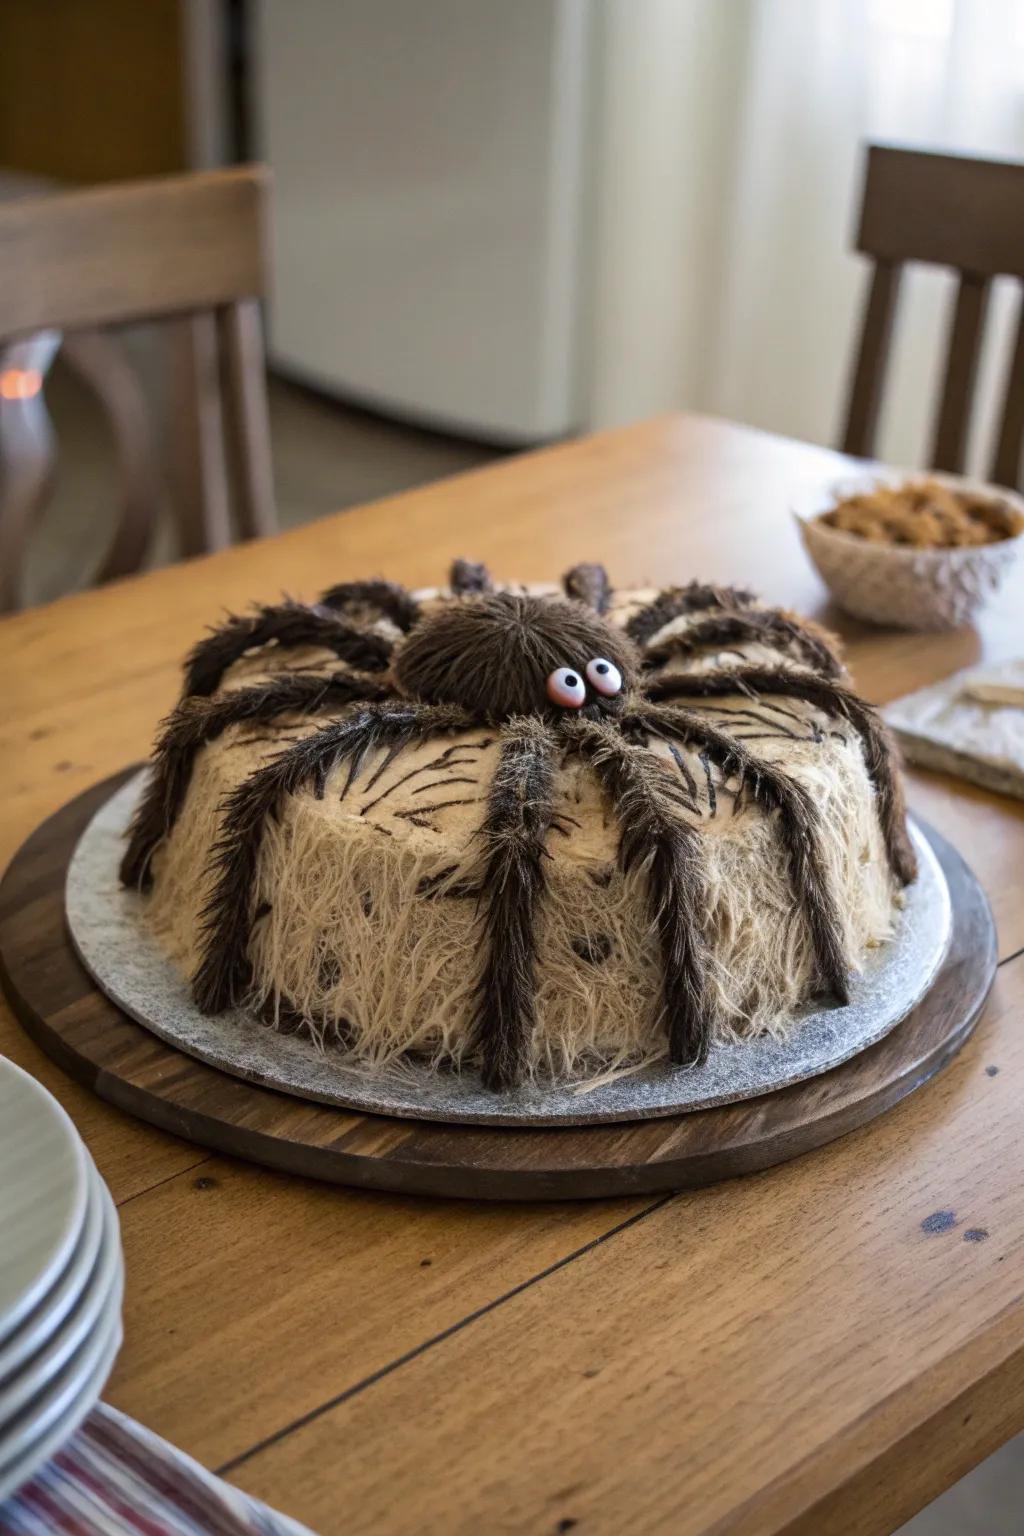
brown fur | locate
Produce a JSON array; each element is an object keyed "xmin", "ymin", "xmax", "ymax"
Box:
[
  {"xmin": 626, "ymin": 582, "xmax": 757, "ymax": 647},
  {"xmin": 450, "ymin": 558, "xmax": 494, "ymax": 594},
  {"xmin": 191, "ymin": 702, "xmax": 470, "ymax": 1013},
  {"xmin": 634, "ymin": 703, "xmax": 850, "ymax": 1001},
  {"xmin": 646, "ymin": 665, "xmax": 917, "ymax": 885},
  {"xmin": 473, "ymin": 718, "xmax": 557, "ymax": 1088},
  {"xmin": 184, "ymin": 602, "xmax": 392, "ymax": 698},
  {"xmin": 645, "ymin": 608, "xmax": 843, "ymax": 679},
  {"xmin": 394, "ymin": 592, "xmax": 640, "ymax": 723},
  {"xmin": 318, "ymin": 580, "xmax": 421, "ymax": 632},
  {"xmin": 565, "ymin": 717, "xmax": 713, "ymax": 1065},
  {"xmin": 120, "ymin": 671, "xmax": 387, "ymax": 891},
  {"xmin": 562, "ymin": 562, "xmax": 613, "ymax": 614}
]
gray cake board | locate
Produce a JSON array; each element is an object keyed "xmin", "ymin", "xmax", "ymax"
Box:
[{"xmin": 63, "ymin": 773, "xmax": 952, "ymax": 1128}]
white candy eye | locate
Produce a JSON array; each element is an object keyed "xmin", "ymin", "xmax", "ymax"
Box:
[
  {"xmin": 546, "ymin": 666, "xmax": 586, "ymax": 709},
  {"xmin": 585, "ymin": 657, "xmax": 623, "ymax": 697}
]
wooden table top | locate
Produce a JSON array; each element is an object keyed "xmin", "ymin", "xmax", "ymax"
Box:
[{"xmin": 2, "ymin": 412, "xmax": 1022, "ymax": 1535}]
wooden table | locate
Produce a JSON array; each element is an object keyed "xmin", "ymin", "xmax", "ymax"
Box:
[{"xmin": 2, "ymin": 414, "xmax": 1022, "ymax": 1535}]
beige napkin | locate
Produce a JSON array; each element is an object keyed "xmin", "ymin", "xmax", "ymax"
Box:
[{"xmin": 883, "ymin": 658, "xmax": 1024, "ymax": 801}]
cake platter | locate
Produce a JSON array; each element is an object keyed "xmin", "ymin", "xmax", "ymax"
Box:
[
  {"xmin": 0, "ymin": 770, "xmax": 996, "ymax": 1199},
  {"xmin": 65, "ymin": 772, "xmax": 952, "ymax": 1127}
]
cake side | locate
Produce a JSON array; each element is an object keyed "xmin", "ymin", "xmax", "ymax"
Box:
[{"xmin": 135, "ymin": 574, "xmax": 905, "ymax": 1087}]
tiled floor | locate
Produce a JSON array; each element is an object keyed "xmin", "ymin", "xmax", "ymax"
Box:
[{"xmin": 13, "ymin": 354, "xmax": 1024, "ymax": 1533}]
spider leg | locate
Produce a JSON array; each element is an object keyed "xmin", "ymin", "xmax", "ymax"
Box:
[
  {"xmin": 184, "ymin": 601, "xmax": 393, "ymax": 698},
  {"xmin": 643, "ymin": 609, "xmax": 843, "ymax": 680},
  {"xmin": 631, "ymin": 703, "xmax": 851, "ymax": 1002},
  {"xmin": 625, "ymin": 581, "xmax": 758, "ymax": 648},
  {"xmin": 645, "ymin": 664, "xmax": 916, "ymax": 884},
  {"xmin": 120, "ymin": 670, "xmax": 388, "ymax": 891},
  {"xmin": 562, "ymin": 562, "xmax": 612, "ymax": 614},
  {"xmin": 191, "ymin": 702, "xmax": 470, "ymax": 1013},
  {"xmin": 561, "ymin": 716, "xmax": 712, "ymax": 1067},
  {"xmin": 450, "ymin": 558, "xmax": 494, "ymax": 595},
  {"xmin": 318, "ymin": 579, "xmax": 421, "ymax": 632},
  {"xmin": 473, "ymin": 717, "xmax": 557, "ymax": 1090}
]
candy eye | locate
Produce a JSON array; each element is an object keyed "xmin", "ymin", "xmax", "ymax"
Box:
[
  {"xmin": 546, "ymin": 666, "xmax": 586, "ymax": 709},
  {"xmin": 585, "ymin": 657, "xmax": 623, "ymax": 697}
]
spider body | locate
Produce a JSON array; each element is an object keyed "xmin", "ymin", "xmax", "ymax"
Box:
[
  {"xmin": 393, "ymin": 591, "xmax": 637, "ymax": 723},
  {"xmin": 122, "ymin": 560, "xmax": 916, "ymax": 1091}
]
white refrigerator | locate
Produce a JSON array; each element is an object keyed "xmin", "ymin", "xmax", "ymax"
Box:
[{"xmin": 253, "ymin": 0, "xmax": 593, "ymax": 444}]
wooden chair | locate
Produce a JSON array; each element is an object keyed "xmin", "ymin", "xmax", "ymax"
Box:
[
  {"xmin": 0, "ymin": 166, "xmax": 275, "ymax": 610},
  {"xmin": 841, "ymin": 143, "xmax": 1024, "ymax": 488}
]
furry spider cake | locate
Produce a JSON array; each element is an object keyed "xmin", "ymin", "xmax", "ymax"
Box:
[{"xmin": 120, "ymin": 559, "xmax": 917, "ymax": 1091}]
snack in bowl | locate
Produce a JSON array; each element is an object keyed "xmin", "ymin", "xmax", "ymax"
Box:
[
  {"xmin": 119, "ymin": 560, "xmax": 916, "ymax": 1091},
  {"xmin": 794, "ymin": 472, "xmax": 1024, "ymax": 630},
  {"xmin": 821, "ymin": 479, "xmax": 1023, "ymax": 549}
]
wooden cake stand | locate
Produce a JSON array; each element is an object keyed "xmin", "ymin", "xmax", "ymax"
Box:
[{"xmin": 0, "ymin": 772, "xmax": 997, "ymax": 1200}]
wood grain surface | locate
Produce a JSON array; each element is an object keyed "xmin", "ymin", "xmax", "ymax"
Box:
[
  {"xmin": 1, "ymin": 413, "xmax": 1022, "ymax": 1533},
  {"xmin": 0, "ymin": 774, "xmax": 996, "ymax": 1201},
  {"xmin": 233, "ymin": 965, "xmax": 1024, "ymax": 1536}
]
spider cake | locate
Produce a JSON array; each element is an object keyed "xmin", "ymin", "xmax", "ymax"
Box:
[{"xmin": 121, "ymin": 559, "xmax": 917, "ymax": 1091}]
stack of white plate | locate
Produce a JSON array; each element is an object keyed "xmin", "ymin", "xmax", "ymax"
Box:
[{"xmin": 0, "ymin": 1058, "xmax": 124, "ymax": 1502}]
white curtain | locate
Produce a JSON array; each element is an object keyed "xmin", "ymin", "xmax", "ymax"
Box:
[{"xmin": 587, "ymin": 0, "xmax": 1024, "ymax": 478}]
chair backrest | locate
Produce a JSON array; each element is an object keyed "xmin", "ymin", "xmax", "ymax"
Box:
[
  {"xmin": 0, "ymin": 166, "xmax": 275, "ymax": 610},
  {"xmin": 840, "ymin": 143, "xmax": 1024, "ymax": 488}
]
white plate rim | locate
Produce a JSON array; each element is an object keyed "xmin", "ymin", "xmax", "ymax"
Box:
[
  {"xmin": 0, "ymin": 1164, "xmax": 105, "ymax": 1389},
  {"xmin": 0, "ymin": 1060, "xmax": 91, "ymax": 1347},
  {"xmin": 0, "ymin": 1165, "xmax": 122, "ymax": 1426},
  {"xmin": 0, "ymin": 1303, "xmax": 122, "ymax": 1504},
  {"xmin": 0, "ymin": 1213, "xmax": 122, "ymax": 1476}
]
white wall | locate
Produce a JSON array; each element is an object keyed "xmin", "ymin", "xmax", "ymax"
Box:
[{"xmin": 586, "ymin": 0, "xmax": 1024, "ymax": 477}]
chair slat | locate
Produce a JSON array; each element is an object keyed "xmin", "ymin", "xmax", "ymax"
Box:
[
  {"xmin": 841, "ymin": 260, "xmax": 902, "ymax": 459},
  {"xmin": 930, "ymin": 273, "xmax": 991, "ymax": 475},
  {"xmin": 991, "ymin": 293, "xmax": 1024, "ymax": 489},
  {"xmin": 170, "ymin": 313, "xmax": 233, "ymax": 556},
  {"xmin": 219, "ymin": 300, "xmax": 276, "ymax": 541}
]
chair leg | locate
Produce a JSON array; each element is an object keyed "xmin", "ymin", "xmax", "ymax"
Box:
[
  {"xmin": 840, "ymin": 260, "xmax": 902, "ymax": 460},
  {"xmin": 991, "ymin": 293, "xmax": 1024, "ymax": 491},
  {"xmin": 931, "ymin": 274, "xmax": 991, "ymax": 475}
]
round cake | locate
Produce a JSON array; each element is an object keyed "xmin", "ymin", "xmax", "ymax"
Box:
[{"xmin": 120, "ymin": 559, "xmax": 917, "ymax": 1090}]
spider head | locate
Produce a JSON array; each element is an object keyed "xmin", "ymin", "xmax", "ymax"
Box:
[{"xmin": 393, "ymin": 591, "xmax": 639, "ymax": 723}]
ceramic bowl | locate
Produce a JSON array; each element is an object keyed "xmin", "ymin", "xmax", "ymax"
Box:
[{"xmin": 792, "ymin": 471, "xmax": 1024, "ymax": 630}]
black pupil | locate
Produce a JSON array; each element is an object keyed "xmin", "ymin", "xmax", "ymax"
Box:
[
  {"xmin": 564, "ymin": 673, "xmax": 579, "ymax": 688},
  {"xmin": 595, "ymin": 662, "xmax": 609, "ymax": 674}
]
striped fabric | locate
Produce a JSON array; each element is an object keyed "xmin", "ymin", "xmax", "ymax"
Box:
[{"xmin": 0, "ymin": 1404, "xmax": 316, "ymax": 1536}]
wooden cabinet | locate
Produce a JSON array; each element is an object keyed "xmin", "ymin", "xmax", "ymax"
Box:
[{"xmin": 0, "ymin": 0, "xmax": 225, "ymax": 184}]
